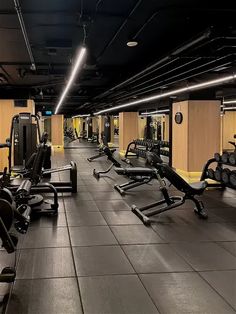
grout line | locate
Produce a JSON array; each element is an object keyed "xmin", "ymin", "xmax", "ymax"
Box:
[{"xmin": 61, "ymin": 194, "xmax": 85, "ymax": 314}]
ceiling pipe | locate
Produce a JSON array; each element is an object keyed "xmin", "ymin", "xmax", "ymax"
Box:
[
  {"xmin": 97, "ymin": 54, "xmax": 233, "ymax": 105},
  {"xmin": 93, "ymin": 29, "xmax": 211, "ymax": 100},
  {"xmin": 13, "ymin": 0, "xmax": 36, "ymax": 70},
  {"xmin": 93, "ymin": 57, "xmax": 234, "ymax": 110},
  {"xmin": 112, "ymin": 54, "xmax": 233, "ymax": 100},
  {"xmin": 104, "ymin": 60, "xmax": 234, "ymax": 106},
  {"xmin": 96, "ymin": 0, "xmax": 143, "ymax": 61}
]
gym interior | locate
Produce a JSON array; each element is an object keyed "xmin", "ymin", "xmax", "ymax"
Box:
[{"xmin": 0, "ymin": 1, "xmax": 236, "ymax": 314}]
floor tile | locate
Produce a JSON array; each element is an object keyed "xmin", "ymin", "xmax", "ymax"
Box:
[
  {"xmin": 208, "ymin": 207, "xmax": 236, "ymax": 222},
  {"xmin": 123, "ymin": 244, "xmax": 192, "ymax": 273},
  {"xmin": 17, "ymin": 248, "xmax": 75, "ymax": 279},
  {"xmin": 21, "ymin": 227, "xmax": 70, "ymax": 248},
  {"xmin": 64, "ymin": 199, "xmax": 99, "ymax": 212},
  {"xmin": 111, "ymin": 225, "xmax": 165, "ymax": 244},
  {"xmin": 218, "ymin": 242, "xmax": 236, "ymax": 257},
  {"xmin": 79, "ymin": 275, "xmax": 159, "ymax": 314},
  {"xmin": 140, "ymin": 273, "xmax": 235, "ymax": 314},
  {"xmin": 73, "ymin": 246, "xmax": 134, "ymax": 276},
  {"xmin": 66, "ymin": 211, "xmax": 107, "ymax": 226},
  {"xmin": 71, "ymin": 192, "xmax": 93, "ymax": 201},
  {"xmin": 201, "ymin": 270, "xmax": 236, "ymax": 310},
  {"xmin": 91, "ymin": 191, "xmax": 123, "ymax": 200},
  {"xmin": 95, "ymin": 200, "xmax": 130, "ymax": 211},
  {"xmin": 69, "ymin": 226, "xmax": 118, "ymax": 246},
  {"xmin": 152, "ymin": 223, "xmax": 212, "ymax": 242},
  {"xmin": 6, "ymin": 278, "xmax": 83, "ymax": 314},
  {"xmin": 172, "ymin": 242, "xmax": 236, "ymax": 271},
  {"xmin": 102, "ymin": 211, "xmax": 143, "ymax": 225},
  {"xmin": 197, "ymin": 223, "xmax": 236, "ymax": 241},
  {"xmin": 29, "ymin": 213, "xmax": 67, "ymax": 228}
]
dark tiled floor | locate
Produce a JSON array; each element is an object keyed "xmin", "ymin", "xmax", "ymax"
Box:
[{"xmin": 2, "ymin": 145, "xmax": 236, "ymax": 313}]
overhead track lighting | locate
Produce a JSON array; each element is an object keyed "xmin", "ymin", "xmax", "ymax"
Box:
[
  {"xmin": 223, "ymin": 99, "xmax": 236, "ymax": 104},
  {"xmin": 223, "ymin": 107, "xmax": 236, "ymax": 110},
  {"xmin": 55, "ymin": 47, "xmax": 87, "ymax": 114},
  {"xmin": 141, "ymin": 109, "xmax": 170, "ymax": 115},
  {"xmin": 94, "ymin": 74, "xmax": 236, "ymax": 115},
  {"xmin": 72, "ymin": 114, "xmax": 90, "ymax": 118}
]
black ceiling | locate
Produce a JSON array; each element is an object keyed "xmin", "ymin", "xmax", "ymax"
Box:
[{"xmin": 1, "ymin": 0, "xmax": 236, "ymax": 115}]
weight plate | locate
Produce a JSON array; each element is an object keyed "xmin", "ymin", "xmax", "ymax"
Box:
[
  {"xmin": 222, "ymin": 153, "xmax": 229, "ymax": 163},
  {"xmin": 208, "ymin": 168, "xmax": 215, "ymax": 179},
  {"xmin": 229, "ymin": 153, "xmax": 236, "ymax": 166},
  {"xmin": 214, "ymin": 153, "xmax": 221, "ymax": 162},
  {"xmin": 230, "ymin": 171, "xmax": 236, "ymax": 187},
  {"xmin": 222, "ymin": 169, "xmax": 231, "ymax": 184},
  {"xmin": 214, "ymin": 168, "xmax": 222, "ymax": 181}
]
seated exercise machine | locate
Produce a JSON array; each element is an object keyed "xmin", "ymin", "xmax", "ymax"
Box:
[
  {"xmin": 1, "ymin": 133, "xmax": 77, "ymax": 194},
  {"xmin": 129, "ymin": 153, "xmax": 208, "ymax": 225},
  {"xmin": 93, "ymin": 145, "xmax": 156, "ymax": 195},
  {"xmin": 2, "ymin": 143, "xmax": 59, "ymax": 216}
]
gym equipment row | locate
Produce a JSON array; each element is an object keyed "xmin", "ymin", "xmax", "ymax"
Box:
[
  {"xmin": 92, "ymin": 145, "xmax": 207, "ymax": 224},
  {"xmin": 125, "ymin": 139, "xmax": 169, "ymax": 159}
]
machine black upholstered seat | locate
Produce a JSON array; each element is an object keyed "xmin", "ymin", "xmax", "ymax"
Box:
[
  {"xmin": 159, "ymin": 164, "xmax": 207, "ymax": 195},
  {"xmin": 114, "ymin": 167, "xmax": 154, "ymax": 176}
]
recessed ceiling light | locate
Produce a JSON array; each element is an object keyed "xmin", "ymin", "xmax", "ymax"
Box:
[{"xmin": 127, "ymin": 41, "xmax": 138, "ymax": 47}]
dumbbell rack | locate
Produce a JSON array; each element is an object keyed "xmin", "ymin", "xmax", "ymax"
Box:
[
  {"xmin": 125, "ymin": 139, "xmax": 169, "ymax": 159},
  {"xmin": 201, "ymin": 155, "xmax": 236, "ymax": 190}
]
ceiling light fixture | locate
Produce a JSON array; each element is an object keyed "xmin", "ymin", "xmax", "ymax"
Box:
[
  {"xmin": 94, "ymin": 74, "xmax": 236, "ymax": 115},
  {"xmin": 127, "ymin": 40, "xmax": 138, "ymax": 47},
  {"xmin": 223, "ymin": 106, "xmax": 236, "ymax": 110},
  {"xmin": 141, "ymin": 109, "xmax": 170, "ymax": 115},
  {"xmin": 55, "ymin": 46, "xmax": 87, "ymax": 114},
  {"xmin": 223, "ymin": 99, "xmax": 236, "ymax": 104},
  {"xmin": 72, "ymin": 114, "xmax": 91, "ymax": 118}
]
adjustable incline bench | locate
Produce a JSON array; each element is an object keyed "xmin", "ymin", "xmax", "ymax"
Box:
[
  {"xmin": 93, "ymin": 146, "xmax": 154, "ymax": 194},
  {"xmin": 115, "ymin": 152, "xmax": 208, "ymax": 225}
]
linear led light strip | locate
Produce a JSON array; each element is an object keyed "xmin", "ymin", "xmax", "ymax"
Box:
[
  {"xmin": 94, "ymin": 74, "xmax": 236, "ymax": 115},
  {"xmin": 55, "ymin": 47, "xmax": 87, "ymax": 114},
  {"xmin": 72, "ymin": 114, "xmax": 90, "ymax": 118},
  {"xmin": 141, "ymin": 109, "xmax": 170, "ymax": 115},
  {"xmin": 223, "ymin": 100, "xmax": 236, "ymax": 104},
  {"xmin": 223, "ymin": 106, "xmax": 236, "ymax": 110}
]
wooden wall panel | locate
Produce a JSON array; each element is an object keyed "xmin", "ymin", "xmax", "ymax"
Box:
[
  {"xmin": 0, "ymin": 99, "xmax": 35, "ymax": 169},
  {"xmin": 51, "ymin": 114, "xmax": 64, "ymax": 147},
  {"xmin": 119, "ymin": 112, "xmax": 138, "ymax": 151},
  {"xmin": 222, "ymin": 111, "xmax": 236, "ymax": 150},
  {"xmin": 172, "ymin": 101, "xmax": 189, "ymax": 171},
  {"xmin": 188, "ymin": 100, "xmax": 220, "ymax": 171},
  {"xmin": 172, "ymin": 100, "xmax": 220, "ymax": 173}
]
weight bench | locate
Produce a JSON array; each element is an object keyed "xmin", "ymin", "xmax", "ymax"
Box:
[
  {"xmin": 131, "ymin": 153, "xmax": 208, "ymax": 225},
  {"xmin": 114, "ymin": 167, "xmax": 155, "ymax": 195},
  {"xmin": 88, "ymin": 147, "xmax": 116, "ymax": 162}
]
